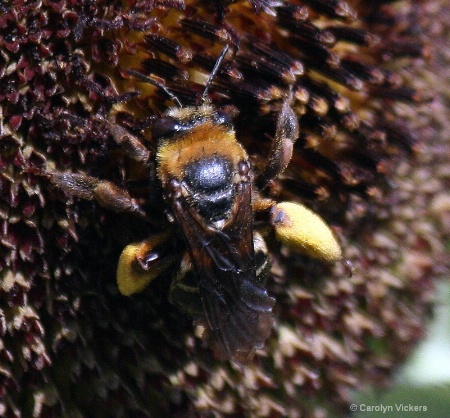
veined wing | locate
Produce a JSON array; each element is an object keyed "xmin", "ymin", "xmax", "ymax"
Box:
[{"xmin": 170, "ymin": 179, "xmax": 274, "ymax": 361}]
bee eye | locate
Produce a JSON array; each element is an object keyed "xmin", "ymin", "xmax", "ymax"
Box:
[{"xmin": 153, "ymin": 116, "xmax": 180, "ymax": 140}]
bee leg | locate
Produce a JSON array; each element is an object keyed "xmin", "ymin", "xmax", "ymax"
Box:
[
  {"xmin": 46, "ymin": 170, "xmax": 148, "ymax": 219},
  {"xmin": 117, "ymin": 230, "xmax": 180, "ymax": 296},
  {"xmin": 256, "ymin": 89, "xmax": 299, "ymax": 189},
  {"xmin": 255, "ymin": 199, "xmax": 342, "ymax": 262},
  {"xmin": 101, "ymin": 117, "xmax": 152, "ymax": 167},
  {"xmin": 271, "ymin": 201, "xmax": 341, "ymax": 262},
  {"xmin": 100, "ymin": 118, "xmax": 164, "ymax": 205}
]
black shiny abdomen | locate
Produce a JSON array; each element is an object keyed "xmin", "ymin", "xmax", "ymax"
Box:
[{"xmin": 184, "ymin": 156, "xmax": 235, "ymax": 220}]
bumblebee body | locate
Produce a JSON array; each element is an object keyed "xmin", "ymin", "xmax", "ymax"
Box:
[
  {"xmin": 44, "ymin": 50, "xmax": 342, "ymax": 362},
  {"xmin": 155, "ymin": 105, "xmax": 275, "ymax": 359},
  {"xmin": 156, "ymin": 105, "xmax": 245, "ymax": 222}
]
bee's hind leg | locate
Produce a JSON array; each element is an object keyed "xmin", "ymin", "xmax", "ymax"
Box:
[
  {"xmin": 253, "ymin": 89, "xmax": 341, "ymax": 263},
  {"xmin": 117, "ymin": 230, "xmax": 181, "ymax": 296},
  {"xmin": 254, "ymin": 196, "xmax": 342, "ymax": 263}
]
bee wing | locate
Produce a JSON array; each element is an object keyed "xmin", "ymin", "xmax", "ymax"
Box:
[{"xmin": 171, "ymin": 180, "xmax": 274, "ymax": 361}]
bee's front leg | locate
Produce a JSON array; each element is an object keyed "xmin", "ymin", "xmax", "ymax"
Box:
[
  {"xmin": 257, "ymin": 90, "xmax": 300, "ymax": 189},
  {"xmin": 101, "ymin": 118, "xmax": 152, "ymax": 166}
]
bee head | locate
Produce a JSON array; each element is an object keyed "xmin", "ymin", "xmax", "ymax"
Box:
[
  {"xmin": 152, "ymin": 106, "xmax": 233, "ymax": 141},
  {"xmin": 127, "ymin": 44, "xmax": 232, "ymax": 142}
]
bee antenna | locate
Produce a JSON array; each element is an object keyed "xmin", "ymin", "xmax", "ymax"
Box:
[
  {"xmin": 201, "ymin": 44, "xmax": 230, "ymax": 103},
  {"xmin": 127, "ymin": 69, "xmax": 183, "ymax": 108}
]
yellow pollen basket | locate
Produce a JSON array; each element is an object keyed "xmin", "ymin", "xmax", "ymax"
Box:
[
  {"xmin": 117, "ymin": 233, "xmax": 174, "ymax": 296},
  {"xmin": 272, "ymin": 202, "xmax": 342, "ymax": 262}
]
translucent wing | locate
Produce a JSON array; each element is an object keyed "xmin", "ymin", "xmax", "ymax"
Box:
[{"xmin": 170, "ymin": 180, "xmax": 274, "ymax": 361}]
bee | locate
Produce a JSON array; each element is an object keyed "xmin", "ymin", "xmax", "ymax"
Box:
[{"xmin": 43, "ymin": 45, "xmax": 342, "ymax": 362}]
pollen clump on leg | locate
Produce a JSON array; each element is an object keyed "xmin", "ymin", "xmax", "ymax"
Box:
[
  {"xmin": 271, "ymin": 202, "xmax": 342, "ymax": 262},
  {"xmin": 117, "ymin": 242, "xmax": 158, "ymax": 296},
  {"xmin": 117, "ymin": 233, "xmax": 176, "ymax": 296}
]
